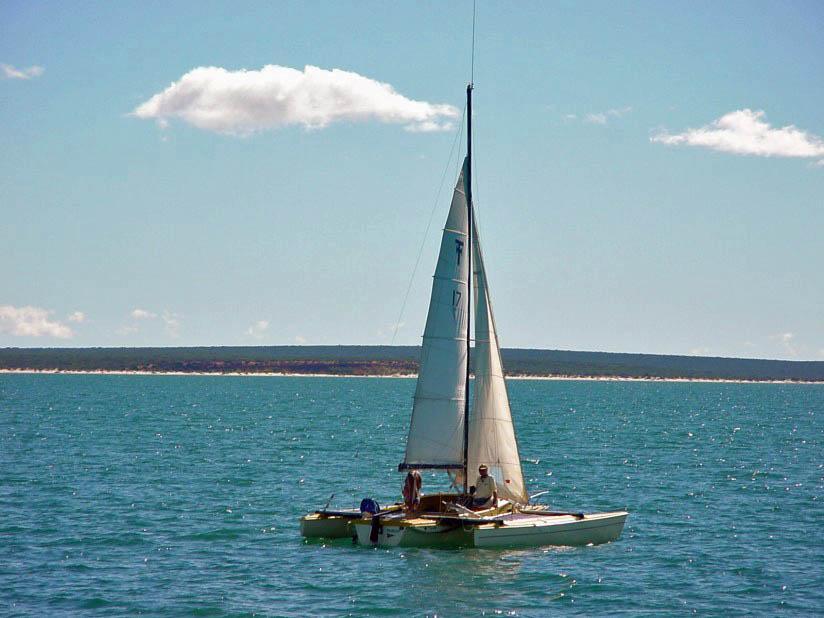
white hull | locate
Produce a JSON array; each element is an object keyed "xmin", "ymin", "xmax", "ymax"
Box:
[
  {"xmin": 352, "ymin": 510, "xmax": 628, "ymax": 548},
  {"xmin": 473, "ymin": 511, "xmax": 627, "ymax": 548}
]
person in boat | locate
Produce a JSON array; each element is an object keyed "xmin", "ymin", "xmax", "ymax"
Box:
[
  {"xmin": 470, "ymin": 464, "xmax": 498, "ymax": 508},
  {"xmin": 402, "ymin": 469, "xmax": 422, "ymax": 512}
]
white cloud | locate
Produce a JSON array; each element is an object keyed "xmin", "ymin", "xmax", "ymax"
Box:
[
  {"xmin": 247, "ymin": 320, "xmax": 269, "ymax": 339},
  {"xmin": 131, "ymin": 308, "xmax": 157, "ymax": 320},
  {"xmin": 133, "ymin": 64, "xmax": 459, "ymax": 135},
  {"xmin": 67, "ymin": 311, "xmax": 86, "ymax": 323},
  {"xmin": 405, "ymin": 120, "xmax": 452, "ymax": 133},
  {"xmin": 583, "ymin": 107, "xmax": 632, "ymax": 125},
  {"xmin": 651, "ymin": 109, "xmax": 824, "ymax": 158},
  {"xmin": 0, "ymin": 305, "xmax": 73, "ymax": 338},
  {"xmin": 1, "ymin": 63, "xmax": 44, "ymax": 80},
  {"xmin": 294, "ymin": 335, "xmax": 307, "ymax": 344}
]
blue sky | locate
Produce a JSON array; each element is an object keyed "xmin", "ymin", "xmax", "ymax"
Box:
[{"xmin": 2, "ymin": 1, "xmax": 823, "ymax": 360}]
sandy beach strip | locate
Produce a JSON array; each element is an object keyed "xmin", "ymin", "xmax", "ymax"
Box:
[{"xmin": 1, "ymin": 368, "xmax": 821, "ymax": 384}]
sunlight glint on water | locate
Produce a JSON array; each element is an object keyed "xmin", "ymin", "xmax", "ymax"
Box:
[{"xmin": 0, "ymin": 375, "xmax": 821, "ymax": 615}]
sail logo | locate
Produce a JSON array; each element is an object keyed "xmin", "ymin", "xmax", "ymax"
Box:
[
  {"xmin": 452, "ymin": 289, "xmax": 462, "ymax": 320},
  {"xmin": 455, "ymin": 239, "xmax": 464, "ymax": 265}
]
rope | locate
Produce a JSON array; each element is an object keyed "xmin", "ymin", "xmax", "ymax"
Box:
[{"xmin": 390, "ymin": 104, "xmax": 467, "ymax": 345}]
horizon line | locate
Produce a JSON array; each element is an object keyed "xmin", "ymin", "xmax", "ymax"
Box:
[{"xmin": 1, "ymin": 344, "xmax": 821, "ymax": 364}]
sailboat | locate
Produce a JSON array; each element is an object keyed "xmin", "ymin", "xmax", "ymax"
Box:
[{"xmin": 300, "ymin": 83, "xmax": 628, "ymax": 548}]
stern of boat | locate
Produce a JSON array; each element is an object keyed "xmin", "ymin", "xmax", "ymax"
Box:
[{"xmin": 300, "ymin": 513, "xmax": 353, "ymax": 539}]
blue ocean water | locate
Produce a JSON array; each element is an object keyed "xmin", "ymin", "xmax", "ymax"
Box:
[{"xmin": 1, "ymin": 374, "xmax": 821, "ymax": 616}]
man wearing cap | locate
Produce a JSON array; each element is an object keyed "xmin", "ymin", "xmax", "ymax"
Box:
[{"xmin": 470, "ymin": 464, "xmax": 498, "ymax": 508}]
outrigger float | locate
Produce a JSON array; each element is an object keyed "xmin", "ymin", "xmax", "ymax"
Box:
[{"xmin": 301, "ymin": 79, "xmax": 628, "ymax": 549}]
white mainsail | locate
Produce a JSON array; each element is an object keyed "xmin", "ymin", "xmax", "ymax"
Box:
[
  {"xmin": 467, "ymin": 218, "xmax": 528, "ymax": 503},
  {"xmin": 400, "ymin": 158, "xmax": 470, "ymax": 469}
]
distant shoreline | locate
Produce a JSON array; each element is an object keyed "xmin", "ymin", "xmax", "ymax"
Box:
[
  {"xmin": 1, "ymin": 368, "xmax": 822, "ymax": 384},
  {"xmin": 3, "ymin": 346, "xmax": 822, "ymax": 382}
]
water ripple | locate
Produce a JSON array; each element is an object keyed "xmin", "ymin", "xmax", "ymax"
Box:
[{"xmin": 1, "ymin": 375, "xmax": 821, "ymax": 616}]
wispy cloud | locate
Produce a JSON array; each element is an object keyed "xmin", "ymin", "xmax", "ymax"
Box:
[
  {"xmin": 125, "ymin": 307, "xmax": 180, "ymax": 337},
  {"xmin": 133, "ymin": 64, "xmax": 459, "ymax": 135},
  {"xmin": 120, "ymin": 308, "xmax": 156, "ymax": 336},
  {"xmin": 0, "ymin": 305, "xmax": 73, "ymax": 338},
  {"xmin": 246, "ymin": 320, "xmax": 269, "ymax": 339},
  {"xmin": 67, "ymin": 311, "xmax": 86, "ymax": 323},
  {"xmin": 161, "ymin": 311, "xmax": 181, "ymax": 338},
  {"xmin": 585, "ymin": 113, "xmax": 608, "ymax": 125},
  {"xmin": 583, "ymin": 107, "xmax": 632, "ymax": 125},
  {"xmin": 1, "ymin": 63, "xmax": 44, "ymax": 80},
  {"xmin": 770, "ymin": 332, "xmax": 798, "ymax": 358},
  {"xmin": 294, "ymin": 335, "xmax": 307, "ymax": 344},
  {"xmin": 378, "ymin": 321, "xmax": 406, "ymax": 340},
  {"xmin": 131, "ymin": 308, "xmax": 157, "ymax": 319},
  {"xmin": 651, "ymin": 109, "xmax": 824, "ymax": 160}
]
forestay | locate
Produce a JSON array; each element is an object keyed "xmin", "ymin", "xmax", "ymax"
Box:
[
  {"xmin": 467, "ymin": 218, "xmax": 528, "ymax": 503},
  {"xmin": 400, "ymin": 158, "xmax": 470, "ymax": 470}
]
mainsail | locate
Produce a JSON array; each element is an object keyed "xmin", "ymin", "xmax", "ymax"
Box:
[
  {"xmin": 467, "ymin": 219, "xmax": 528, "ymax": 503},
  {"xmin": 400, "ymin": 79, "xmax": 527, "ymax": 503},
  {"xmin": 400, "ymin": 159, "xmax": 470, "ymax": 470}
]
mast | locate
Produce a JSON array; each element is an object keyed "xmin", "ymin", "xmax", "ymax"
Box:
[{"xmin": 462, "ymin": 82, "xmax": 473, "ymax": 493}]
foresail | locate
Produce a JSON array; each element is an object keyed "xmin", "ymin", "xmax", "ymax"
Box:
[
  {"xmin": 400, "ymin": 158, "xmax": 470, "ymax": 470},
  {"xmin": 467, "ymin": 218, "xmax": 528, "ymax": 503}
]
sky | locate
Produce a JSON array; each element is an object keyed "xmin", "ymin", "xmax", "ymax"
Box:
[{"xmin": 1, "ymin": 1, "xmax": 823, "ymax": 360}]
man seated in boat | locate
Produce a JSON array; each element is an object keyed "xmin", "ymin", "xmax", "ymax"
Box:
[
  {"xmin": 470, "ymin": 464, "xmax": 498, "ymax": 509},
  {"xmin": 402, "ymin": 469, "xmax": 422, "ymax": 512}
]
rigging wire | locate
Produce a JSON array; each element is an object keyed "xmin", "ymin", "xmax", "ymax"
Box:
[
  {"xmin": 391, "ymin": 0, "xmax": 477, "ymax": 346},
  {"xmin": 390, "ymin": 104, "xmax": 467, "ymax": 346}
]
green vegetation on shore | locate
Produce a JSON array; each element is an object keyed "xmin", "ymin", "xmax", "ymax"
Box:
[{"xmin": 1, "ymin": 346, "xmax": 823, "ymax": 381}]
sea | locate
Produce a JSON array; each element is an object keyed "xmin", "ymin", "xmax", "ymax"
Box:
[{"xmin": 1, "ymin": 374, "xmax": 821, "ymax": 616}]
